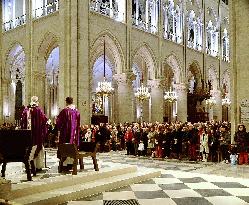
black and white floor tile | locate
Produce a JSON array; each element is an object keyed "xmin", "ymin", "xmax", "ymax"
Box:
[{"xmin": 3, "ymin": 149, "xmax": 249, "ymax": 205}]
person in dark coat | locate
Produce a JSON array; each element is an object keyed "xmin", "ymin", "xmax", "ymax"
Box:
[
  {"xmin": 95, "ymin": 123, "xmax": 111, "ymax": 152},
  {"xmin": 187, "ymin": 124, "xmax": 198, "ymax": 161},
  {"xmin": 234, "ymin": 124, "xmax": 248, "ymax": 165}
]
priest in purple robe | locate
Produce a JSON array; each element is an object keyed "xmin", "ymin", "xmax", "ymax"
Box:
[
  {"xmin": 21, "ymin": 96, "xmax": 48, "ymax": 170},
  {"xmin": 56, "ymin": 97, "xmax": 81, "ymax": 146}
]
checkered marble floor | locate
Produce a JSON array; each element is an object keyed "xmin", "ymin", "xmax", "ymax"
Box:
[
  {"xmin": 67, "ymin": 170, "xmax": 249, "ymax": 205},
  {"xmin": 65, "ymin": 151, "xmax": 249, "ymax": 205},
  {"xmin": 3, "ymin": 149, "xmax": 249, "ymax": 204}
]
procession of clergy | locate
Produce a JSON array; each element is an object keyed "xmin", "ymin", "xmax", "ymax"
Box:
[{"xmin": 20, "ymin": 96, "xmax": 80, "ymax": 171}]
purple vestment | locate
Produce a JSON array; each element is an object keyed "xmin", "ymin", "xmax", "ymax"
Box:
[
  {"xmin": 56, "ymin": 107, "xmax": 80, "ymax": 146},
  {"xmin": 21, "ymin": 106, "xmax": 48, "ymax": 153}
]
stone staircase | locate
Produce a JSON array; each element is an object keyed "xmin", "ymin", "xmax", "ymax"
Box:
[{"xmin": 9, "ymin": 164, "xmax": 161, "ymax": 205}]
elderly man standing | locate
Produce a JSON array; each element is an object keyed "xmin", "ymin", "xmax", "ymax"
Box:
[{"xmin": 21, "ymin": 96, "xmax": 48, "ymax": 171}]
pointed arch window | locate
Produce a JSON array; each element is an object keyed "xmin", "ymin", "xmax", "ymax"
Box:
[
  {"xmin": 187, "ymin": 11, "xmax": 203, "ymax": 51},
  {"xmin": 90, "ymin": 0, "xmax": 125, "ymax": 22},
  {"xmin": 132, "ymin": 0, "xmax": 159, "ymax": 34},
  {"xmin": 222, "ymin": 28, "xmax": 230, "ymax": 62},
  {"xmin": 163, "ymin": 0, "xmax": 182, "ymax": 44}
]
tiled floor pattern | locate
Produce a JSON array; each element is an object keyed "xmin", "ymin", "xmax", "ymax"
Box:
[
  {"xmin": 3, "ymin": 149, "xmax": 249, "ymax": 205},
  {"xmin": 66, "ymin": 151, "xmax": 249, "ymax": 205},
  {"xmin": 67, "ymin": 170, "xmax": 249, "ymax": 205}
]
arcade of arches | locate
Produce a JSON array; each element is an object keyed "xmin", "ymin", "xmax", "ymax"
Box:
[{"xmin": 0, "ymin": 0, "xmax": 248, "ymax": 136}]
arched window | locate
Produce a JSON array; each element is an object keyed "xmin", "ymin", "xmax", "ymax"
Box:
[
  {"xmin": 222, "ymin": 28, "xmax": 229, "ymax": 61},
  {"xmin": 188, "ymin": 11, "xmax": 196, "ymax": 48},
  {"xmin": 206, "ymin": 20, "xmax": 219, "ymax": 57},
  {"xmin": 163, "ymin": 0, "xmax": 182, "ymax": 43},
  {"xmin": 132, "ymin": 0, "xmax": 158, "ymax": 34},
  {"xmin": 206, "ymin": 21, "xmax": 213, "ymax": 54},
  {"xmin": 46, "ymin": 47, "xmax": 59, "ymax": 118},
  {"xmin": 196, "ymin": 17, "xmax": 203, "ymax": 50},
  {"xmin": 188, "ymin": 11, "xmax": 202, "ymax": 51}
]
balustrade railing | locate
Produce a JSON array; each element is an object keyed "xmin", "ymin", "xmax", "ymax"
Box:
[
  {"xmin": 3, "ymin": 14, "xmax": 26, "ymax": 32},
  {"xmin": 164, "ymin": 31, "xmax": 182, "ymax": 44},
  {"xmin": 132, "ymin": 16, "xmax": 158, "ymax": 34},
  {"xmin": 90, "ymin": 0, "xmax": 125, "ymax": 22},
  {"xmin": 33, "ymin": 0, "xmax": 59, "ymax": 19}
]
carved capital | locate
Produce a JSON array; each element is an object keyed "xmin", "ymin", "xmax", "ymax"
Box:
[
  {"xmin": 210, "ymin": 89, "xmax": 221, "ymax": 98},
  {"xmin": 1, "ymin": 77, "xmax": 11, "ymax": 84},
  {"xmin": 33, "ymin": 71, "xmax": 46, "ymax": 80},
  {"xmin": 126, "ymin": 72, "xmax": 136, "ymax": 83},
  {"xmin": 147, "ymin": 79, "xmax": 164, "ymax": 89},
  {"xmin": 113, "ymin": 73, "xmax": 127, "ymax": 85},
  {"xmin": 173, "ymin": 83, "xmax": 188, "ymax": 92}
]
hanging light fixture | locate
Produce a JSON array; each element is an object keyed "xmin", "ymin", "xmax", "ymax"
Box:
[
  {"xmin": 164, "ymin": 87, "xmax": 178, "ymax": 102},
  {"xmin": 134, "ymin": 74, "xmax": 150, "ymax": 102},
  {"xmin": 96, "ymin": 36, "xmax": 114, "ymax": 96},
  {"xmin": 222, "ymin": 93, "xmax": 231, "ymax": 106}
]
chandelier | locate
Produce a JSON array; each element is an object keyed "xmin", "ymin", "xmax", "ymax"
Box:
[
  {"xmin": 164, "ymin": 87, "xmax": 178, "ymax": 102},
  {"xmin": 222, "ymin": 94, "xmax": 231, "ymax": 106},
  {"xmin": 135, "ymin": 83, "xmax": 150, "ymax": 102},
  {"xmin": 96, "ymin": 77, "xmax": 114, "ymax": 96},
  {"xmin": 206, "ymin": 96, "xmax": 216, "ymax": 108},
  {"xmin": 96, "ymin": 36, "xmax": 114, "ymax": 96}
]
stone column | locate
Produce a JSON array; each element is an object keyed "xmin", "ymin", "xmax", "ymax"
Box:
[
  {"xmin": 113, "ymin": 73, "xmax": 135, "ymax": 123},
  {"xmin": 174, "ymin": 83, "xmax": 187, "ymax": 122},
  {"xmin": 230, "ymin": 0, "xmax": 249, "ymax": 139},
  {"xmin": 78, "ymin": 0, "xmax": 91, "ymax": 124},
  {"xmin": 148, "ymin": 80, "xmax": 164, "ymax": 122},
  {"xmin": 212, "ymin": 89, "xmax": 222, "ymax": 121},
  {"xmin": 25, "ymin": 0, "xmax": 32, "ymax": 105},
  {"xmin": 0, "ymin": 1, "xmax": 3, "ymax": 123}
]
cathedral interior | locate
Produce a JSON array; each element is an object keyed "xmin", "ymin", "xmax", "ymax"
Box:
[{"xmin": 1, "ymin": 0, "xmax": 249, "ymax": 205}]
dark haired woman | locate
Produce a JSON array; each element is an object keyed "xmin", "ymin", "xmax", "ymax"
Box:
[{"xmin": 234, "ymin": 124, "xmax": 248, "ymax": 165}]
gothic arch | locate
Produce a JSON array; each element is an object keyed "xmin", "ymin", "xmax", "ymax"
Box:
[
  {"xmin": 90, "ymin": 31, "xmax": 124, "ymax": 75},
  {"xmin": 163, "ymin": 53, "xmax": 183, "ymax": 85},
  {"xmin": 132, "ymin": 43, "xmax": 157, "ymax": 80},
  {"xmin": 208, "ymin": 65, "xmax": 219, "ymax": 90},
  {"xmin": 221, "ymin": 69, "xmax": 230, "ymax": 95},
  {"xmin": 5, "ymin": 43, "xmax": 25, "ymax": 82},
  {"xmin": 187, "ymin": 60, "xmax": 202, "ymax": 88},
  {"xmin": 4, "ymin": 42, "xmax": 25, "ymax": 79},
  {"xmin": 37, "ymin": 32, "xmax": 59, "ymax": 62}
]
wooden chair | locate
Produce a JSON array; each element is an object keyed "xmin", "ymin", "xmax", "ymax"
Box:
[
  {"xmin": 57, "ymin": 142, "xmax": 99, "ymax": 175},
  {"xmin": 78, "ymin": 142, "xmax": 99, "ymax": 171},
  {"xmin": 0, "ymin": 130, "xmax": 35, "ymax": 181}
]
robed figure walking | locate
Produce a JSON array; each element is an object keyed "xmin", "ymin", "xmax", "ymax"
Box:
[{"xmin": 21, "ymin": 96, "xmax": 48, "ymax": 170}]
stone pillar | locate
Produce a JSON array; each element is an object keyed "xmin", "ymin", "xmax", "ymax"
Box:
[
  {"xmin": 0, "ymin": 1, "xmax": 3, "ymax": 123},
  {"xmin": 148, "ymin": 80, "xmax": 164, "ymax": 122},
  {"xmin": 78, "ymin": 0, "xmax": 91, "ymax": 124},
  {"xmin": 212, "ymin": 89, "xmax": 222, "ymax": 121},
  {"xmin": 113, "ymin": 73, "xmax": 135, "ymax": 123},
  {"xmin": 208, "ymin": 107, "xmax": 214, "ymax": 121},
  {"xmin": 230, "ymin": 0, "xmax": 249, "ymax": 139},
  {"xmin": 174, "ymin": 83, "xmax": 187, "ymax": 122},
  {"xmin": 0, "ymin": 178, "xmax": 11, "ymax": 201},
  {"xmin": 25, "ymin": 0, "xmax": 32, "ymax": 105}
]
